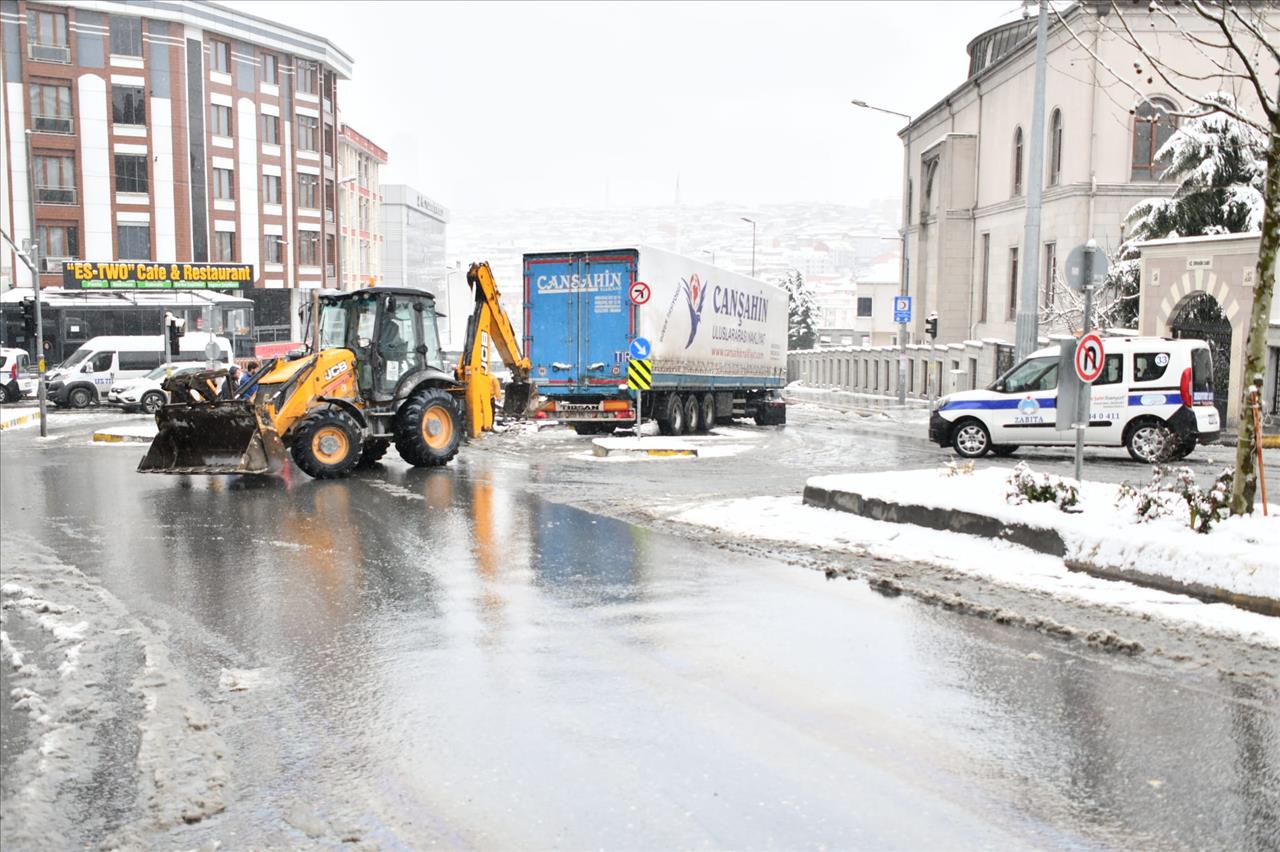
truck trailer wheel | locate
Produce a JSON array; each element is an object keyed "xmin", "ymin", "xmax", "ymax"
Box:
[
  {"xmin": 290, "ymin": 409, "xmax": 363, "ymax": 479},
  {"xmin": 699, "ymin": 394, "xmax": 716, "ymax": 433},
  {"xmin": 684, "ymin": 395, "xmax": 701, "ymax": 433},
  {"xmin": 395, "ymin": 387, "xmax": 462, "ymax": 467},
  {"xmin": 658, "ymin": 394, "xmax": 685, "ymax": 436}
]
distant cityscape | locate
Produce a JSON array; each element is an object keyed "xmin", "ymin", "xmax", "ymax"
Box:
[{"xmin": 446, "ymin": 199, "xmax": 903, "ymax": 344}]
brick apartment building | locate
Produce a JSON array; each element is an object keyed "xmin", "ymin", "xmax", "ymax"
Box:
[
  {"xmin": 1, "ymin": 0, "xmax": 353, "ymax": 324},
  {"xmin": 337, "ymin": 123, "xmax": 385, "ymax": 290}
]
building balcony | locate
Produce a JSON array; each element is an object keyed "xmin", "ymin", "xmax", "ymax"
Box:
[
  {"xmin": 35, "ymin": 185, "xmax": 76, "ymax": 205},
  {"xmin": 28, "ymin": 42, "xmax": 70, "ymax": 64},
  {"xmin": 31, "ymin": 114, "xmax": 73, "ymax": 134}
]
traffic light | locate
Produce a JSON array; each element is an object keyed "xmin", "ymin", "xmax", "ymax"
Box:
[
  {"xmin": 925, "ymin": 312, "xmax": 939, "ymax": 340},
  {"xmin": 165, "ymin": 313, "xmax": 185, "ymax": 353},
  {"xmin": 20, "ymin": 298, "xmax": 36, "ymax": 336}
]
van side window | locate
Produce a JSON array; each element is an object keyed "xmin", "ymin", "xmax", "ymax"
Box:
[
  {"xmin": 90, "ymin": 351, "xmax": 114, "ymax": 372},
  {"xmin": 119, "ymin": 351, "xmax": 161, "ymax": 371},
  {"xmin": 1134, "ymin": 352, "xmax": 1169, "ymax": 382},
  {"xmin": 1002, "ymin": 356, "xmax": 1059, "ymax": 393},
  {"xmin": 1094, "ymin": 354, "xmax": 1123, "ymax": 385}
]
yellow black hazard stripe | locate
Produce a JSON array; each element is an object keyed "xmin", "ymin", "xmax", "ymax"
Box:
[{"xmin": 627, "ymin": 358, "xmax": 652, "ymax": 391}]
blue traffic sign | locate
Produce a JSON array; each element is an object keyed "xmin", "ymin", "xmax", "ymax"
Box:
[
  {"xmin": 629, "ymin": 337, "xmax": 652, "ymax": 359},
  {"xmin": 893, "ymin": 296, "xmax": 913, "ymax": 324}
]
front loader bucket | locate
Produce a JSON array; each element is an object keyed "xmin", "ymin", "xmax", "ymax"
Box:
[
  {"xmin": 501, "ymin": 380, "xmax": 534, "ymax": 418},
  {"xmin": 138, "ymin": 400, "xmax": 286, "ymax": 475}
]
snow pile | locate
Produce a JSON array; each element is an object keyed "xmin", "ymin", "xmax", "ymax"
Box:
[{"xmin": 807, "ymin": 467, "xmax": 1279, "ymax": 603}]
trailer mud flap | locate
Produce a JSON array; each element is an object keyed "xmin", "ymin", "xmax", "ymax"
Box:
[{"xmin": 138, "ymin": 400, "xmax": 286, "ymax": 475}]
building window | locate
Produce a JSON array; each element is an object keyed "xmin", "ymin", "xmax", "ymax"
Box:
[
  {"xmin": 296, "ymin": 60, "xmax": 318, "ymax": 94},
  {"xmin": 1132, "ymin": 97, "xmax": 1178, "ymax": 181},
  {"xmin": 1048, "ymin": 108, "xmax": 1063, "ymax": 186},
  {"xmin": 1012, "ymin": 126, "xmax": 1024, "ymax": 196},
  {"xmin": 117, "ymin": 224, "xmax": 151, "ymax": 259},
  {"xmin": 33, "ymin": 153, "xmax": 76, "ymax": 203},
  {"xmin": 37, "ymin": 223, "xmax": 78, "ymax": 268},
  {"xmin": 212, "ymin": 167, "xmax": 234, "ymax": 200},
  {"xmin": 297, "ymin": 115, "xmax": 318, "ymax": 151},
  {"xmin": 210, "ymin": 40, "xmax": 230, "ymax": 74},
  {"xmin": 969, "ymin": 357, "xmax": 978, "ymax": 390},
  {"xmin": 27, "ymin": 9, "xmax": 69, "ymax": 63},
  {"xmin": 261, "ymin": 113, "xmax": 279, "ymax": 144},
  {"xmin": 1043, "ymin": 241, "xmax": 1057, "ymax": 309},
  {"xmin": 979, "ymin": 233, "xmax": 991, "ymax": 323},
  {"xmin": 921, "ymin": 159, "xmax": 938, "ymax": 220},
  {"xmin": 262, "ymin": 52, "xmax": 278, "ymax": 84},
  {"xmin": 1007, "ymin": 246, "xmax": 1019, "ymax": 320},
  {"xmin": 262, "ymin": 173, "xmax": 281, "ymax": 204},
  {"xmin": 108, "ymin": 15, "xmax": 142, "ymax": 57},
  {"xmin": 326, "ymin": 235, "xmax": 336, "ymax": 278},
  {"xmin": 114, "ymin": 153, "xmax": 148, "ymax": 193},
  {"xmin": 324, "ymin": 178, "xmax": 335, "ymax": 222},
  {"xmin": 210, "ymin": 103, "xmax": 232, "ymax": 137},
  {"xmin": 212, "ymin": 231, "xmax": 235, "ymax": 261},
  {"xmin": 29, "ymin": 81, "xmax": 73, "ymax": 133},
  {"xmin": 112, "ymin": 84, "xmax": 146, "ymax": 126},
  {"xmin": 297, "ymin": 173, "xmax": 319, "ymax": 208},
  {"xmin": 856, "ymin": 297, "xmax": 873, "ymax": 318},
  {"xmin": 323, "ymin": 121, "xmax": 334, "ymax": 167},
  {"xmin": 263, "ymin": 235, "xmax": 283, "ymax": 263},
  {"xmin": 298, "ymin": 230, "xmax": 320, "ymax": 265}
]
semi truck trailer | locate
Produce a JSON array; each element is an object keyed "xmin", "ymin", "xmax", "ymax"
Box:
[{"xmin": 524, "ymin": 246, "xmax": 788, "ymax": 435}]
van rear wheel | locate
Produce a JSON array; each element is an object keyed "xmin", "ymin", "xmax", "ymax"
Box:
[{"xmin": 952, "ymin": 419, "xmax": 991, "ymax": 458}]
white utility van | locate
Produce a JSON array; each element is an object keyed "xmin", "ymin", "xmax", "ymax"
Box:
[
  {"xmin": 41, "ymin": 334, "xmax": 232, "ymax": 408},
  {"xmin": 929, "ymin": 336, "xmax": 1220, "ymax": 463}
]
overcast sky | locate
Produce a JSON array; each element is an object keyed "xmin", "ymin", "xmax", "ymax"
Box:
[{"xmin": 225, "ymin": 1, "xmax": 1026, "ymax": 212}]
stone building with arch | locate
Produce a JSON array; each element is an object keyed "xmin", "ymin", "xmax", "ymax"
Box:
[
  {"xmin": 895, "ymin": 3, "xmax": 1277, "ymax": 347},
  {"xmin": 1137, "ymin": 233, "xmax": 1278, "ymax": 426}
]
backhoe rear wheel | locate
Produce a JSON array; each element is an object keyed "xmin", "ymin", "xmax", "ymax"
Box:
[
  {"xmin": 290, "ymin": 409, "xmax": 362, "ymax": 479},
  {"xmin": 395, "ymin": 387, "xmax": 462, "ymax": 467}
]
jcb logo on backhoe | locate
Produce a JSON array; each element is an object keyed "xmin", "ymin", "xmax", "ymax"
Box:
[{"xmin": 324, "ymin": 361, "xmax": 350, "ymax": 381}]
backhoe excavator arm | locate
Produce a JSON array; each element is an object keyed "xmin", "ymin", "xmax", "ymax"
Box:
[{"xmin": 457, "ymin": 261, "xmax": 533, "ymax": 437}]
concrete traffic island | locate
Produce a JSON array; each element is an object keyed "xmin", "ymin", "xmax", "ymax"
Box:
[
  {"xmin": 92, "ymin": 422, "xmax": 158, "ymax": 444},
  {"xmin": 804, "ymin": 467, "xmax": 1280, "ymax": 618}
]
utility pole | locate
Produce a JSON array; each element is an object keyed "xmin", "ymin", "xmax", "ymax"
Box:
[
  {"xmin": 741, "ymin": 217, "xmax": 756, "ymax": 277},
  {"xmin": 25, "ymin": 131, "xmax": 48, "ymax": 437},
  {"xmin": 1014, "ymin": 0, "xmax": 1049, "ymax": 362}
]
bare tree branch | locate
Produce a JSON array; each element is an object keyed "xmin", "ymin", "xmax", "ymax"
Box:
[
  {"xmin": 1049, "ymin": 2, "xmax": 1269, "ymax": 129},
  {"xmin": 1227, "ymin": 3, "xmax": 1280, "ymax": 66},
  {"xmin": 1193, "ymin": 0, "xmax": 1279, "ymax": 122}
]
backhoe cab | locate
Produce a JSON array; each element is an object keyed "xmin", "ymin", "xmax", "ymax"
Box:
[{"xmin": 140, "ymin": 287, "xmax": 465, "ymax": 478}]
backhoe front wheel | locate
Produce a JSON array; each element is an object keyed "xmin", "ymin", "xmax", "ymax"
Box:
[
  {"xmin": 291, "ymin": 409, "xmax": 362, "ymax": 479},
  {"xmin": 395, "ymin": 388, "xmax": 462, "ymax": 467}
]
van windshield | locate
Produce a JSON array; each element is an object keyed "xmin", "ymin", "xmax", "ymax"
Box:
[
  {"xmin": 995, "ymin": 356, "xmax": 1059, "ymax": 393},
  {"xmin": 61, "ymin": 348, "xmax": 90, "ymax": 368}
]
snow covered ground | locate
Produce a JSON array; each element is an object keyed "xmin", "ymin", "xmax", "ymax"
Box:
[
  {"xmin": 807, "ymin": 467, "xmax": 1279, "ymax": 603},
  {"xmin": 670, "ymin": 466, "xmax": 1280, "ymax": 648}
]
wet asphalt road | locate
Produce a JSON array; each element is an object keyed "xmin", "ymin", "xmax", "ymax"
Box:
[{"xmin": 1, "ymin": 407, "xmax": 1278, "ymax": 849}]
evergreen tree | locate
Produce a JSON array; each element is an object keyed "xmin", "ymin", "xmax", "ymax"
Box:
[
  {"xmin": 782, "ymin": 270, "xmax": 817, "ymax": 350},
  {"xmin": 1105, "ymin": 93, "xmax": 1267, "ymax": 327}
]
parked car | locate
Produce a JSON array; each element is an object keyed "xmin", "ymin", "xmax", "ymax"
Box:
[
  {"xmin": 1, "ymin": 348, "xmax": 31, "ymax": 402},
  {"xmin": 929, "ymin": 336, "xmax": 1220, "ymax": 463},
  {"xmin": 41, "ymin": 334, "xmax": 232, "ymax": 408},
  {"xmin": 107, "ymin": 362, "xmax": 210, "ymax": 413}
]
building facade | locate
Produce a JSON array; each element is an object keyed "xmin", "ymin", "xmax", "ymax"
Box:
[
  {"xmin": 337, "ymin": 123, "xmax": 385, "ymax": 290},
  {"xmin": 380, "ymin": 183, "xmax": 448, "ymax": 330},
  {"xmin": 898, "ymin": 3, "xmax": 1276, "ymax": 346},
  {"xmin": 1, "ymin": 0, "xmax": 352, "ymax": 311}
]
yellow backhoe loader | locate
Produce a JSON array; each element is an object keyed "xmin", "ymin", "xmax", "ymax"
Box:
[{"xmin": 138, "ymin": 261, "xmax": 531, "ymax": 479}]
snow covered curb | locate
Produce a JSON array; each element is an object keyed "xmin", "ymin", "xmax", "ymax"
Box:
[
  {"xmin": 0, "ymin": 409, "xmax": 41, "ymax": 431},
  {"xmin": 91, "ymin": 422, "xmax": 157, "ymax": 443},
  {"xmin": 805, "ymin": 467, "xmax": 1279, "ymax": 615}
]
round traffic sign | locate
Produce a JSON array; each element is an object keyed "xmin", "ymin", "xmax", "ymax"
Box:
[
  {"xmin": 1075, "ymin": 332, "xmax": 1105, "ymax": 383},
  {"xmin": 629, "ymin": 280, "xmax": 651, "ymax": 305},
  {"xmin": 629, "ymin": 337, "xmax": 652, "ymax": 359}
]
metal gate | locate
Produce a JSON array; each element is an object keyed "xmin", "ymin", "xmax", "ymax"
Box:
[{"xmin": 1170, "ymin": 293, "xmax": 1231, "ymax": 423}]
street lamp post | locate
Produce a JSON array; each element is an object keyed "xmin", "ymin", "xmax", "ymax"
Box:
[
  {"xmin": 850, "ymin": 99, "xmax": 913, "ymax": 406},
  {"xmin": 740, "ymin": 217, "xmax": 756, "ymax": 277}
]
